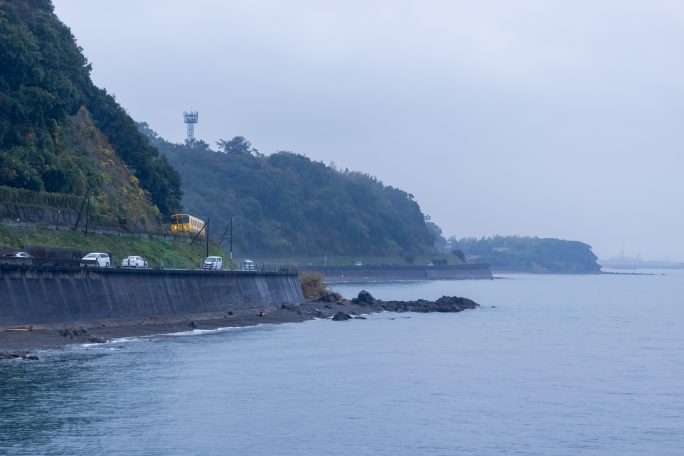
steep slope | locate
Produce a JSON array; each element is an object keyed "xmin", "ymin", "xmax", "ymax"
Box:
[
  {"xmin": 140, "ymin": 125, "xmax": 436, "ymax": 257},
  {"xmin": 0, "ymin": 0, "xmax": 181, "ymax": 229}
]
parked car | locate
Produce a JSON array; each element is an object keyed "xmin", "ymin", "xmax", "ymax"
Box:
[
  {"xmin": 80, "ymin": 252, "xmax": 110, "ymax": 268},
  {"xmin": 122, "ymin": 256, "xmax": 148, "ymax": 268},
  {"xmin": 241, "ymin": 259, "xmax": 255, "ymax": 271},
  {"xmin": 203, "ymin": 256, "xmax": 223, "ymax": 271},
  {"xmin": 3, "ymin": 251, "xmax": 32, "ymax": 258}
]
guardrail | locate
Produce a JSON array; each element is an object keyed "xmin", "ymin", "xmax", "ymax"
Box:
[{"xmin": 1, "ymin": 257, "xmax": 298, "ymax": 274}]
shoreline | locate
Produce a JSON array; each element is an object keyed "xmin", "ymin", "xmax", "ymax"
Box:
[{"xmin": 0, "ymin": 291, "xmax": 479, "ymax": 357}]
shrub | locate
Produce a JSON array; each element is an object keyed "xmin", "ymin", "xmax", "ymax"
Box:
[{"xmin": 299, "ymin": 271, "xmax": 327, "ymax": 299}]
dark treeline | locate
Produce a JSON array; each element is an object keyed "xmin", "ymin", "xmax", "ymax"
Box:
[
  {"xmin": 139, "ymin": 124, "xmax": 436, "ymax": 257},
  {"xmin": 0, "ymin": 0, "xmax": 181, "ymax": 215},
  {"xmin": 456, "ymin": 235, "xmax": 601, "ymax": 273}
]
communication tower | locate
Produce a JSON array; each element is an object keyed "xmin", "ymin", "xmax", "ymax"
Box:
[{"xmin": 183, "ymin": 110, "xmax": 198, "ymax": 142}]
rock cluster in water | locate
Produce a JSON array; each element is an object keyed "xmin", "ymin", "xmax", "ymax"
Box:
[
  {"xmin": 300, "ymin": 290, "xmax": 479, "ymax": 321},
  {"xmin": 351, "ymin": 290, "xmax": 479, "ymax": 313}
]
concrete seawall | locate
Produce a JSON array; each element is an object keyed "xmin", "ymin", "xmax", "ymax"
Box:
[
  {"xmin": 0, "ymin": 265, "xmax": 304, "ymax": 326},
  {"xmin": 299, "ymin": 263, "xmax": 492, "ymax": 282}
]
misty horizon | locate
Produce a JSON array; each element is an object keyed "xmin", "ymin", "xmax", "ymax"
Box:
[{"xmin": 53, "ymin": 0, "xmax": 684, "ymax": 262}]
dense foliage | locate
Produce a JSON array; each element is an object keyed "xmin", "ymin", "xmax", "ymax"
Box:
[
  {"xmin": 457, "ymin": 235, "xmax": 601, "ymax": 273},
  {"xmin": 140, "ymin": 124, "xmax": 436, "ymax": 257},
  {"xmin": 0, "ymin": 0, "xmax": 181, "ymax": 215}
]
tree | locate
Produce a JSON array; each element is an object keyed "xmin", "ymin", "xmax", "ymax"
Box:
[{"xmin": 216, "ymin": 136, "xmax": 260, "ymax": 156}]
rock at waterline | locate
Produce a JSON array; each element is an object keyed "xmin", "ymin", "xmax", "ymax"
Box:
[
  {"xmin": 353, "ymin": 290, "xmax": 376, "ymax": 306},
  {"xmin": 332, "ymin": 312, "xmax": 352, "ymax": 321},
  {"xmin": 351, "ymin": 291, "xmax": 479, "ymax": 313}
]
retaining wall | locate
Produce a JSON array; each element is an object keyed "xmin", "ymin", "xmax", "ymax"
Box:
[
  {"xmin": 299, "ymin": 263, "xmax": 492, "ymax": 282},
  {"xmin": 0, "ymin": 265, "xmax": 303, "ymax": 326}
]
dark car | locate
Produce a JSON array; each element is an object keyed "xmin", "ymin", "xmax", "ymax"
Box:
[{"xmin": 4, "ymin": 251, "xmax": 32, "ymax": 258}]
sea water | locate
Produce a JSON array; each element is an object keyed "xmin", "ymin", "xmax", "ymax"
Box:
[{"xmin": 1, "ymin": 271, "xmax": 683, "ymax": 455}]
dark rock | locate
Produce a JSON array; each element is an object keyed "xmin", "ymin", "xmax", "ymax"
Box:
[
  {"xmin": 189, "ymin": 321, "xmax": 198, "ymax": 328},
  {"xmin": 0, "ymin": 352, "xmax": 38, "ymax": 361},
  {"xmin": 353, "ymin": 315, "xmax": 367, "ymax": 320},
  {"xmin": 85, "ymin": 335, "xmax": 106, "ymax": 343},
  {"xmin": 0, "ymin": 352, "xmax": 21, "ymax": 360},
  {"xmin": 281, "ymin": 303, "xmax": 300, "ymax": 312},
  {"xmin": 352, "ymin": 290, "xmax": 375, "ymax": 306},
  {"xmin": 58, "ymin": 327, "xmax": 89, "ymax": 339},
  {"xmin": 377, "ymin": 295, "xmax": 479, "ymax": 313},
  {"xmin": 332, "ymin": 311, "xmax": 352, "ymax": 321},
  {"xmin": 311, "ymin": 308, "xmax": 326, "ymax": 318},
  {"xmin": 313, "ymin": 291, "xmax": 343, "ymax": 303}
]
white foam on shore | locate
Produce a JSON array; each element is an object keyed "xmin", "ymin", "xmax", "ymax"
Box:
[{"xmin": 157, "ymin": 325, "xmax": 258, "ymax": 337}]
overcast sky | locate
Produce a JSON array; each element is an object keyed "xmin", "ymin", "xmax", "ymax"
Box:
[{"xmin": 53, "ymin": 0, "xmax": 684, "ymax": 261}]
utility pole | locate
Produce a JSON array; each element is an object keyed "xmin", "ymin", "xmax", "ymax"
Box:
[
  {"xmin": 84, "ymin": 194, "xmax": 90, "ymax": 237},
  {"xmin": 73, "ymin": 187, "xmax": 90, "ymax": 230},
  {"xmin": 205, "ymin": 218, "xmax": 209, "ymax": 259}
]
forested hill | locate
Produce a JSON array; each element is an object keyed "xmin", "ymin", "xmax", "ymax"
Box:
[
  {"xmin": 139, "ymin": 125, "xmax": 436, "ymax": 257},
  {"xmin": 458, "ymin": 236, "xmax": 601, "ymax": 273},
  {"xmin": 0, "ymin": 0, "xmax": 181, "ymax": 229}
]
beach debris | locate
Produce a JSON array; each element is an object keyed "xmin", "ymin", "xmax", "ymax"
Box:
[{"xmin": 4, "ymin": 325, "xmax": 33, "ymax": 332}]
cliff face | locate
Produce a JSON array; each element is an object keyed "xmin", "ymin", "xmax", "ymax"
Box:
[{"xmin": 0, "ymin": 0, "xmax": 181, "ymax": 230}]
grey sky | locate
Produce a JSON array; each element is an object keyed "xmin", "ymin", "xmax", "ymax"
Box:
[{"xmin": 53, "ymin": 0, "xmax": 684, "ymax": 261}]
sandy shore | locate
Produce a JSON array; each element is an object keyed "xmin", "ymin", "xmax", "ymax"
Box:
[{"xmin": 0, "ymin": 292, "xmax": 479, "ymax": 357}]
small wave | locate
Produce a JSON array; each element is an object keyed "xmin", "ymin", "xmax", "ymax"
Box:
[{"xmin": 157, "ymin": 325, "xmax": 263, "ymax": 338}]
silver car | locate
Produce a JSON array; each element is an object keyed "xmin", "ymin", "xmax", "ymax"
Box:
[
  {"xmin": 80, "ymin": 252, "xmax": 110, "ymax": 268},
  {"xmin": 203, "ymin": 256, "xmax": 223, "ymax": 271},
  {"xmin": 122, "ymin": 256, "xmax": 148, "ymax": 268}
]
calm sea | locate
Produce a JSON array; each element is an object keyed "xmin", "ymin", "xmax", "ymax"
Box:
[{"xmin": 1, "ymin": 271, "xmax": 683, "ymax": 455}]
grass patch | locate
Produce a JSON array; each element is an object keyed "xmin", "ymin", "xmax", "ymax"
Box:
[{"xmin": 0, "ymin": 225, "xmax": 229, "ymax": 268}]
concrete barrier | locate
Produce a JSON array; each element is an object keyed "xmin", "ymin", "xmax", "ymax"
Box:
[
  {"xmin": 0, "ymin": 265, "xmax": 303, "ymax": 326},
  {"xmin": 299, "ymin": 263, "xmax": 492, "ymax": 282}
]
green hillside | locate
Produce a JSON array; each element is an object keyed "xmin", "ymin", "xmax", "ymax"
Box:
[
  {"xmin": 0, "ymin": 0, "xmax": 181, "ymax": 229},
  {"xmin": 139, "ymin": 125, "xmax": 437, "ymax": 257},
  {"xmin": 458, "ymin": 235, "xmax": 601, "ymax": 273}
]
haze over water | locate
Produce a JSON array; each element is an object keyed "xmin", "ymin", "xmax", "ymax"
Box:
[{"xmin": 2, "ymin": 272, "xmax": 684, "ymax": 455}]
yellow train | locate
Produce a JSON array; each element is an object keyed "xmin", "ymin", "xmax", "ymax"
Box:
[{"xmin": 170, "ymin": 214, "xmax": 205, "ymax": 238}]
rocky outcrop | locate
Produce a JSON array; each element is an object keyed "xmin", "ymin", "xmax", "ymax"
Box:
[{"xmin": 352, "ymin": 290, "xmax": 478, "ymax": 313}]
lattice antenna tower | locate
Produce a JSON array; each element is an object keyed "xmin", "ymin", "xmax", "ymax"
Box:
[{"xmin": 183, "ymin": 110, "xmax": 198, "ymax": 142}]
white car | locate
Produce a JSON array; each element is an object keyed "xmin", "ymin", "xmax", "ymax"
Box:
[
  {"xmin": 80, "ymin": 252, "xmax": 110, "ymax": 268},
  {"xmin": 122, "ymin": 255, "xmax": 148, "ymax": 268},
  {"xmin": 203, "ymin": 256, "xmax": 223, "ymax": 270}
]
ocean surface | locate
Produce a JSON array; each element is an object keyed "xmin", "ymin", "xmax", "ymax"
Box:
[{"xmin": 2, "ymin": 271, "xmax": 684, "ymax": 455}]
